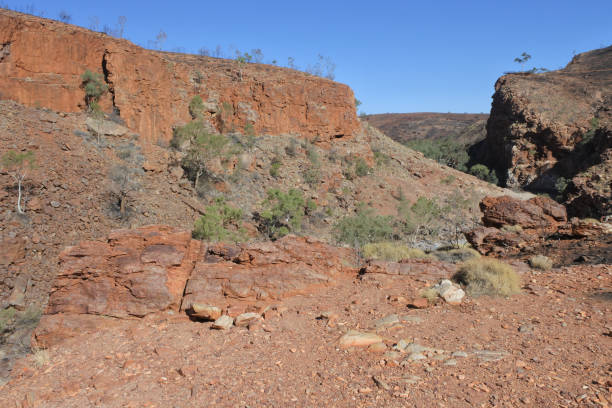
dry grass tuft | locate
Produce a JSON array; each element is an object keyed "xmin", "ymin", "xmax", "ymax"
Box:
[
  {"xmin": 32, "ymin": 347, "xmax": 50, "ymax": 369},
  {"xmin": 453, "ymin": 258, "xmax": 521, "ymax": 297},
  {"xmin": 433, "ymin": 247, "xmax": 481, "ymax": 263},
  {"xmin": 362, "ymin": 242, "xmax": 433, "ymax": 262},
  {"xmin": 529, "ymin": 255, "xmax": 553, "ymax": 271},
  {"xmin": 419, "ymin": 287, "xmax": 439, "ymax": 302},
  {"xmin": 501, "ymin": 224, "xmax": 523, "ymax": 233}
]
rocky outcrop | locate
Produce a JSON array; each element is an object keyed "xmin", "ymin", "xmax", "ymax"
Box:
[
  {"xmin": 35, "ymin": 226, "xmax": 355, "ymax": 346},
  {"xmin": 484, "ymin": 46, "xmax": 611, "ymax": 218},
  {"xmin": 479, "ymin": 195, "xmax": 567, "ymax": 233},
  {"xmin": 0, "ymin": 9, "xmax": 360, "ymax": 143},
  {"xmin": 467, "ymin": 195, "xmax": 611, "ymax": 256},
  {"xmin": 182, "ymin": 237, "xmax": 353, "ymax": 312}
]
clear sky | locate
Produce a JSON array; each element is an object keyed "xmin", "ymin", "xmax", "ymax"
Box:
[{"xmin": 2, "ymin": 0, "xmax": 611, "ymax": 114}]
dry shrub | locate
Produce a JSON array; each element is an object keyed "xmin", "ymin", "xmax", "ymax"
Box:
[
  {"xmin": 501, "ymin": 224, "xmax": 523, "ymax": 233},
  {"xmin": 453, "ymin": 258, "xmax": 521, "ymax": 297},
  {"xmin": 419, "ymin": 287, "xmax": 439, "ymax": 302},
  {"xmin": 433, "ymin": 247, "xmax": 481, "ymax": 263},
  {"xmin": 32, "ymin": 347, "xmax": 49, "ymax": 368},
  {"xmin": 529, "ymin": 255, "xmax": 553, "ymax": 271},
  {"xmin": 362, "ymin": 242, "xmax": 432, "ymax": 262}
]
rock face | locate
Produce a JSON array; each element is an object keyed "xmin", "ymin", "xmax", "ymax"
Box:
[
  {"xmin": 35, "ymin": 226, "xmax": 354, "ymax": 346},
  {"xmin": 181, "ymin": 237, "xmax": 354, "ymax": 311},
  {"xmin": 47, "ymin": 226, "xmax": 200, "ymax": 318},
  {"xmin": 484, "ymin": 46, "xmax": 611, "ymax": 218},
  {"xmin": 0, "ymin": 9, "xmax": 359, "ymax": 143}
]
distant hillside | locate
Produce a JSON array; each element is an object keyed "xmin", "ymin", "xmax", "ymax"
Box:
[
  {"xmin": 364, "ymin": 113, "xmax": 488, "ymax": 145},
  {"xmin": 364, "ymin": 113, "xmax": 491, "ymax": 178}
]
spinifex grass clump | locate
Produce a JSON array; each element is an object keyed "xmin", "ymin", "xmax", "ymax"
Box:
[
  {"xmin": 453, "ymin": 258, "xmax": 521, "ymax": 297},
  {"xmin": 529, "ymin": 255, "xmax": 553, "ymax": 271},
  {"xmin": 362, "ymin": 242, "xmax": 432, "ymax": 262}
]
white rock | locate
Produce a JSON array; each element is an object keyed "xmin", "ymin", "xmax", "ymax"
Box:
[{"xmin": 211, "ymin": 315, "xmax": 233, "ymax": 330}]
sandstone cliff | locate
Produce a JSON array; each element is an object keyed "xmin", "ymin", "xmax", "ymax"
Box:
[
  {"xmin": 484, "ymin": 46, "xmax": 611, "ymax": 218},
  {"xmin": 0, "ymin": 9, "xmax": 360, "ymax": 143}
]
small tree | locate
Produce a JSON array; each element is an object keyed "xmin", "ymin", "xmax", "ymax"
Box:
[
  {"xmin": 108, "ymin": 165, "xmax": 139, "ymax": 218},
  {"xmin": 514, "ymin": 52, "xmax": 531, "ymax": 71},
  {"xmin": 81, "ymin": 70, "xmax": 108, "ymax": 109},
  {"xmin": 58, "ymin": 11, "xmax": 71, "ymax": 23},
  {"xmin": 2, "ymin": 151, "xmax": 35, "ymax": 214},
  {"xmin": 174, "ymin": 122, "xmax": 229, "ymax": 188}
]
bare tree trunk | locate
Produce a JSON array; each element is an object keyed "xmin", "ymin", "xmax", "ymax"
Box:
[
  {"xmin": 17, "ymin": 177, "xmax": 23, "ymax": 214},
  {"xmin": 120, "ymin": 195, "xmax": 126, "ymax": 217}
]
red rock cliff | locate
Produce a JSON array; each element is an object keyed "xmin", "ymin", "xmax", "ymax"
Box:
[{"xmin": 0, "ymin": 9, "xmax": 360, "ymax": 143}]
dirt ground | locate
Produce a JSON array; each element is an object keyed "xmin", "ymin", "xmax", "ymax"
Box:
[{"xmin": 2, "ymin": 262, "xmax": 610, "ymax": 408}]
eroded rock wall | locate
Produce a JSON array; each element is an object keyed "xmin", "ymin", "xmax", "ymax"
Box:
[
  {"xmin": 0, "ymin": 9, "xmax": 360, "ymax": 143},
  {"xmin": 484, "ymin": 46, "xmax": 611, "ymax": 217}
]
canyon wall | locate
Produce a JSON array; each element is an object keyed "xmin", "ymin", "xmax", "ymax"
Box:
[
  {"xmin": 0, "ymin": 9, "xmax": 360, "ymax": 143},
  {"xmin": 484, "ymin": 46, "xmax": 611, "ymax": 217}
]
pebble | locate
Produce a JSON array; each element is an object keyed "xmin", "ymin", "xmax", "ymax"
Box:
[
  {"xmin": 451, "ymin": 351, "xmax": 468, "ymax": 358},
  {"xmin": 444, "ymin": 359, "xmax": 457, "ymax": 366},
  {"xmin": 367, "ymin": 342, "xmax": 387, "ymax": 353},
  {"xmin": 473, "ymin": 350, "xmax": 508, "ymax": 362},
  {"xmin": 519, "ymin": 324, "xmax": 534, "ymax": 333},
  {"xmin": 211, "ymin": 315, "xmax": 233, "ymax": 330},
  {"xmin": 50, "ymin": 201, "xmax": 61, "ymax": 208}
]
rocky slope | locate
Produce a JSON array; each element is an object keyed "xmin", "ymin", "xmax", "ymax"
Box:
[
  {"xmin": 365, "ymin": 113, "xmax": 488, "ymax": 145},
  {"xmin": 484, "ymin": 45, "xmax": 612, "ymax": 218},
  {"xmin": 0, "ymin": 8, "xmax": 359, "ymax": 144}
]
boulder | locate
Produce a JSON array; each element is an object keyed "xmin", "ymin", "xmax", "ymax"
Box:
[{"xmin": 480, "ymin": 195, "xmax": 566, "ymax": 233}]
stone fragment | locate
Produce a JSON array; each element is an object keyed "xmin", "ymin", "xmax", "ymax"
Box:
[
  {"xmin": 189, "ymin": 304, "xmax": 222, "ymax": 321},
  {"xmin": 234, "ymin": 312, "xmax": 261, "ymax": 327},
  {"xmin": 451, "ymin": 351, "xmax": 468, "ymax": 358},
  {"xmin": 338, "ymin": 330, "xmax": 383, "ymax": 349},
  {"xmin": 432, "ymin": 280, "xmax": 465, "ymax": 304},
  {"xmin": 211, "ymin": 315, "xmax": 233, "ymax": 330},
  {"xmin": 408, "ymin": 298, "xmax": 429, "ymax": 309},
  {"xmin": 367, "ymin": 342, "xmax": 387, "ymax": 353},
  {"xmin": 372, "ymin": 314, "xmax": 400, "ymax": 330}
]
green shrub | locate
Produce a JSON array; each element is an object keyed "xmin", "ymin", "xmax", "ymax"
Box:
[
  {"xmin": 189, "ymin": 95, "xmax": 204, "ymax": 119},
  {"xmin": 405, "ymin": 136, "xmax": 469, "ymax": 171},
  {"xmin": 354, "ymin": 157, "xmax": 372, "ymax": 177},
  {"xmin": 373, "ymin": 150, "xmax": 390, "ymax": 167},
  {"xmin": 306, "ymin": 142, "xmax": 320, "ymax": 165},
  {"xmin": 398, "ymin": 196, "xmax": 442, "ymax": 238},
  {"xmin": 529, "ymin": 255, "xmax": 553, "ymax": 271},
  {"xmin": 469, "ymin": 164, "xmax": 498, "ymax": 185},
  {"xmin": 193, "ymin": 197, "xmax": 244, "ymax": 242},
  {"xmin": 285, "ymin": 138, "xmax": 299, "ymax": 157},
  {"xmin": 362, "ymin": 242, "xmax": 432, "ymax": 261},
  {"xmin": 453, "ymin": 258, "xmax": 521, "ymax": 297},
  {"xmin": 333, "ymin": 206, "xmax": 394, "ymax": 247},
  {"xmin": 270, "ymin": 158, "xmax": 282, "ymax": 178},
  {"xmin": 81, "ymin": 69, "xmax": 107, "ymax": 109},
  {"xmin": 259, "ymin": 189, "xmax": 315, "ymax": 239}
]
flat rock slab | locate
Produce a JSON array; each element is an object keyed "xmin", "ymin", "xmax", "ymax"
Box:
[
  {"xmin": 181, "ymin": 236, "xmax": 354, "ymax": 309},
  {"xmin": 338, "ymin": 330, "xmax": 383, "ymax": 348},
  {"xmin": 46, "ymin": 226, "xmax": 199, "ymax": 319}
]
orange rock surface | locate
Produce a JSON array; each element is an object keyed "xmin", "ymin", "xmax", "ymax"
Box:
[{"xmin": 0, "ymin": 9, "xmax": 360, "ymax": 143}]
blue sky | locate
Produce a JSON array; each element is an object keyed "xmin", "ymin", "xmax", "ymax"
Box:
[{"xmin": 2, "ymin": 0, "xmax": 611, "ymax": 114}]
